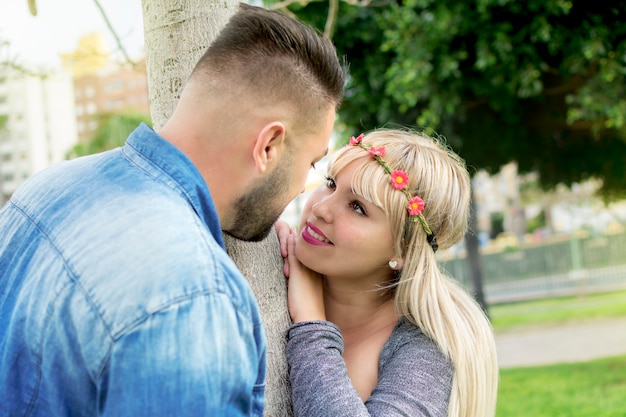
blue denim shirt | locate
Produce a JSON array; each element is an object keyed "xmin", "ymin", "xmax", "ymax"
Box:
[{"xmin": 0, "ymin": 123, "xmax": 266, "ymax": 416}]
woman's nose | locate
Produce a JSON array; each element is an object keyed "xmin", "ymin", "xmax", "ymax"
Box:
[{"xmin": 311, "ymin": 196, "xmax": 333, "ymax": 223}]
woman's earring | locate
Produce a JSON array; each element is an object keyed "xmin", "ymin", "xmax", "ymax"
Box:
[{"xmin": 388, "ymin": 260, "xmax": 398, "ymax": 269}]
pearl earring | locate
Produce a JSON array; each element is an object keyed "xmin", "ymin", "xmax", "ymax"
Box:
[{"xmin": 388, "ymin": 260, "xmax": 398, "ymax": 269}]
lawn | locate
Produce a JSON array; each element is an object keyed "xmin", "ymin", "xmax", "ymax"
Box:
[
  {"xmin": 488, "ymin": 289, "xmax": 626, "ymax": 331},
  {"xmin": 490, "ymin": 289, "xmax": 626, "ymax": 417},
  {"xmin": 497, "ymin": 355, "xmax": 626, "ymax": 417}
]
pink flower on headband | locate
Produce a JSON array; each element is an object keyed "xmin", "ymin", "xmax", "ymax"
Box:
[
  {"xmin": 390, "ymin": 170, "xmax": 409, "ymax": 190},
  {"xmin": 350, "ymin": 133, "xmax": 439, "ymax": 245},
  {"xmin": 350, "ymin": 134, "xmax": 364, "ymax": 145},
  {"xmin": 347, "ymin": 132, "xmax": 435, "ymax": 247},
  {"xmin": 408, "ymin": 196, "xmax": 425, "ymax": 216},
  {"xmin": 368, "ymin": 146, "xmax": 386, "ymax": 157}
]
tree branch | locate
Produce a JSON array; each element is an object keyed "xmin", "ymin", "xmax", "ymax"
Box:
[
  {"xmin": 28, "ymin": 0, "xmax": 37, "ymax": 16},
  {"xmin": 92, "ymin": 0, "xmax": 138, "ymax": 69},
  {"xmin": 0, "ymin": 39, "xmax": 46, "ymax": 78},
  {"xmin": 267, "ymin": 0, "xmax": 323, "ymax": 11},
  {"xmin": 269, "ymin": 0, "xmax": 373, "ymax": 8},
  {"xmin": 324, "ymin": 0, "xmax": 339, "ymax": 38},
  {"xmin": 267, "ymin": 0, "xmax": 375, "ymax": 39}
]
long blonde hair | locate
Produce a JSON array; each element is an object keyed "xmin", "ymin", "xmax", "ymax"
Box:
[{"xmin": 328, "ymin": 129, "xmax": 498, "ymax": 417}]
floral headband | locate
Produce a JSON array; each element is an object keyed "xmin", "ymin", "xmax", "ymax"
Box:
[{"xmin": 349, "ymin": 134, "xmax": 438, "ymax": 252}]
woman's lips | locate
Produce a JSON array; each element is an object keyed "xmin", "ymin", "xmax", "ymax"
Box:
[{"xmin": 301, "ymin": 223, "xmax": 333, "ymax": 246}]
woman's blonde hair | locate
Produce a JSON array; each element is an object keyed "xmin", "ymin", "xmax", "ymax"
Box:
[{"xmin": 328, "ymin": 129, "xmax": 498, "ymax": 417}]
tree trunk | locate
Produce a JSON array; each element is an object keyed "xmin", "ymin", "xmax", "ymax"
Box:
[
  {"xmin": 142, "ymin": 2, "xmax": 293, "ymax": 416},
  {"xmin": 223, "ymin": 234, "xmax": 293, "ymax": 417},
  {"xmin": 142, "ymin": 0, "xmax": 238, "ymax": 129},
  {"xmin": 465, "ymin": 188, "xmax": 488, "ymax": 316}
]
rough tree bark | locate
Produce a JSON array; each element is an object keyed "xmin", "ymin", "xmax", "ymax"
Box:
[{"xmin": 141, "ymin": 2, "xmax": 293, "ymax": 416}]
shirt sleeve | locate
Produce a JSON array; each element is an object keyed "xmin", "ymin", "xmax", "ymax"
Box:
[
  {"xmin": 286, "ymin": 320, "xmax": 452, "ymax": 417},
  {"xmin": 98, "ymin": 292, "xmax": 265, "ymax": 417}
]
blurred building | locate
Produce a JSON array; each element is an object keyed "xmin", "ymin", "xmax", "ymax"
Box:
[
  {"xmin": 0, "ymin": 33, "xmax": 149, "ymax": 205},
  {"xmin": 473, "ymin": 162, "xmax": 526, "ymax": 240},
  {"xmin": 62, "ymin": 33, "xmax": 150, "ymax": 143},
  {"xmin": 0, "ymin": 70, "xmax": 78, "ymax": 203}
]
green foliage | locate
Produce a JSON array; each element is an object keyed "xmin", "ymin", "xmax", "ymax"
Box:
[
  {"xmin": 498, "ymin": 355, "xmax": 626, "ymax": 417},
  {"xmin": 66, "ymin": 112, "xmax": 151, "ymax": 159},
  {"xmin": 490, "ymin": 212, "xmax": 505, "ymax": 238},
  {"xmin": 526, "ymin": 209, "xmax": 546, "ymax": 233},
  {"xmin": 282, "ymin": 0, "xmax": 626, "ymax": 197}
]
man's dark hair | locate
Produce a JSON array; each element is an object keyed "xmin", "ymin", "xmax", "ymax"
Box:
[{"xmin": 189, "ymin": 3, "xmax": 345, "ymax": 132}]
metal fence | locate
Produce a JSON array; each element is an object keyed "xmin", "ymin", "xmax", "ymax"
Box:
[{"xmin": 438, "ymin": 231, "xmax": 626, "ymax": 304}]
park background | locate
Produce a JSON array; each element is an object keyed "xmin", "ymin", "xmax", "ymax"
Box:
[{"xmin": 1, "ymin": 1, "xmax": 625, "ymax": 416}]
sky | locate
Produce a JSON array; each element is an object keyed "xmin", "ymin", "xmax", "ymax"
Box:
[{"xmin": 1, "ymin": 0, "xmax": 145, "ymax": 69}]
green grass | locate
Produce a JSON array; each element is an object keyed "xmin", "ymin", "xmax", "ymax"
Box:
[
  {"xmin": 491, "ymin": 290, "xmax": 626, "ymax": 416},
  {"xmin": 489, "ymin": 289, "xmax": 626, "ymax": 332},
  {"xmin": 497, "ymin": 355, "xmax": 626, "ymax": 417}
]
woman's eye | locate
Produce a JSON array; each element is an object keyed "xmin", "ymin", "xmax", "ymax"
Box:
[
  {"xmin": 350, "ymin": 201, "xmax": 366, "ymax": 215},
  {"xmin": 324, "ymin": 176, "xmax": 336, "ymax": 190}
]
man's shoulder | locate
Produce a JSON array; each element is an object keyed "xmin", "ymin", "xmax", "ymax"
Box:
[{"xmin": 75, "ymin": 219, "xmax": 250, "ymax": 335}]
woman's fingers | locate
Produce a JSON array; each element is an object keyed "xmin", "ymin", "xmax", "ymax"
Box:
[
  {"xmin": 286, "ymin": 234, "xmax": 325, "ymax": 322},
  {"xmin": 283, "ymin": 228, "xmax": 298, "ymax": 277},
  {"xmin": 274, "ymin": 220, "xmax": 291, "ymax": 258}
]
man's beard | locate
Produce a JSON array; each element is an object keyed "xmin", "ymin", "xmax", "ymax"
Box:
[{"xmin": 225, "ymin": 158, "xmax": 292, "ymax": 242}]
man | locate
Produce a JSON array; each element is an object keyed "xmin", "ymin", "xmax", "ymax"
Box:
[{"xmin": 0, "ymin": 4, "xmax": 344, "ymax": 416}]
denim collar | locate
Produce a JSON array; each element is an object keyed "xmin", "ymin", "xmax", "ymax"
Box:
[{"xmin": 123, "ymin": 123, "xmax": 225, "ymax": 249}]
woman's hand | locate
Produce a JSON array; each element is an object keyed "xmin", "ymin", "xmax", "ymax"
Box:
[
  {"xmin": 275, "ymin": 219, "xmax": 293, "ymax": 277},
  {"xmin": 276, "ymin": 221, "xmax": 325, "ymax": 323}
]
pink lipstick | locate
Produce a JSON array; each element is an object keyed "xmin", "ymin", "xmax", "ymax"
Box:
[{"xmin": 301, "ymin": 222, "xmax": 333, "ymax": 246}]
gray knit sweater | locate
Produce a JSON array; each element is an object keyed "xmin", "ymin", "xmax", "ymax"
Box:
[{"xmin": 286, "ymin": 319, "xmax": 453, "ymax": 417}]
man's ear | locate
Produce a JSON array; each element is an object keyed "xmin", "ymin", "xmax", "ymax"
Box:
[{"xmin": 253, "ymin": 122, "xmax": 286, "ymax": 173}]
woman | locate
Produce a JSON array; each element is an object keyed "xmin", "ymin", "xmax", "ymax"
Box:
[{"xmin": 278, "ymin": 129, "xmax": 498, "ymax": 416}]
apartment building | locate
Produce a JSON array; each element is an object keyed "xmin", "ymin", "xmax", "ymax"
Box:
[
  {"xmin": 72, "ymin": 64, "xmax": 150, "ymax": 143},
  {"xmin": 62, "ymin": 33, "xmax": 150, "ymax": 143},
  {"xmin": 0, "ymin": 71, "xmax": 77, "ymax": 203}
]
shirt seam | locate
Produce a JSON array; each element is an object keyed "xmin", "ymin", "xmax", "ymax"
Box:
[
  {"xmin": 6, "ymin": 201, "xmax": 116, "ymax": 414},
  {"xmin": 95, "ymin": 288, "xmax": 262, "ymax": 382},
  {"xmin": 6, "ymin": 201, "xmax": 116, "ymax": 337},
  {"xmin": 121, "ymin": 141, "xmax": 199, "ymax": 216},
  {"xmin": 7, "ymin": 202, "xmax": 258, "ymax": 384}
]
